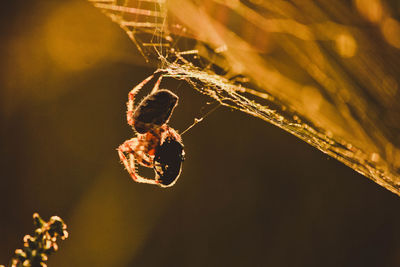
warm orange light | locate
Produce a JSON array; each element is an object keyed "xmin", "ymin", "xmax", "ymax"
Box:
[
  {"xmin": 300, "ymin": 86, "xmax": 322, "ymax": 114},
  {"xmin": 381, "ymin": 17, "xmax": 400, "ymax": 49},
  {"xmin": 45, "ymin": 2, "xmax": 117, "ymax": 71},
  {"xmin": 335, "ymin": 33, "xmax": 357, "ymax": 58},
  {"xmin": 354, "ymin": 0, "xmax": 384, "ymax": 23}
]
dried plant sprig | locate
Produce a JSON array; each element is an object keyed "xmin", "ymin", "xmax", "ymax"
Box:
[{"xmin": 6, "ymin": 213, "xmax": 68, "ymax": 267}]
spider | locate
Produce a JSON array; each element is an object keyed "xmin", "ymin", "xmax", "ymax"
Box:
[{"xmin": 117, "ymin": 73, "xmax": 185, "ymax": 188}]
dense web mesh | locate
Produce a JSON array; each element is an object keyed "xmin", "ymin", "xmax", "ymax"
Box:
[{"xmin": 88, "ymin": 0, "xmax": 400, "ymax": 196}]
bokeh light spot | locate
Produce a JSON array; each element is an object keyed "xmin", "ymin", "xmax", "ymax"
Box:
[
  {"xmin": 335, "ymin": 33, "xmax": 357, "ymax": 58},
  {"xmin": 354, "ymin": 0, "xmax": 383, "ymax": 23},
  {"xmin": 45, "ymin": 1, "xmax": 117, "ymax": 71},
  {"xmin": 301, "ymin": 86, "xmax": 322, "ymax": 114},
  {"xmin": 381, "ymin": 17, "xmax": 400, "ymax": 49}
]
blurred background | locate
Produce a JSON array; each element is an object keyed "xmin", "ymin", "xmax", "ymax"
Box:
[{"xmin": 1, "ymin": 0, "xmax": 400, "ymax": 266}]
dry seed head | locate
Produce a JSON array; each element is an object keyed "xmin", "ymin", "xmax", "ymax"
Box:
[
  {"xmin": 44, "ymin": 240, "xmax": 52, "ymax": 250},
  {"xmin": 40, "ymin": 253, "xmax": 48, "ymax": 261},
  {"xmin": 15, "ymin": 249, "xmax": 26, "ymax": 258}
]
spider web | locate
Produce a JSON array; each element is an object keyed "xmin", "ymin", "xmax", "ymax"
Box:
[{"xmin": 88, "ymin": 0, "xmax": 400, "ymax": 196}]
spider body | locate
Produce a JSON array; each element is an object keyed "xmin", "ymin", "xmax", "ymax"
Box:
[
  {"xmin": 118, "ymin": 73, "xmax": 185, "ymax": 188},
  {"xmin": 133, "ymin": 89, "xmax": 178, "ymax": 134}
]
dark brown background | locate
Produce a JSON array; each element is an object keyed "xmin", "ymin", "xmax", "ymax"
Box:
[{"xmin": 1, "ymin": 1, "xmax": 400, "ymax": 266}]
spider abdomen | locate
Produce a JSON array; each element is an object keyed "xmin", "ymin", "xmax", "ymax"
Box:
[
  {"xmin": 154, "ymin": 137, "xmax": 185, "ymax": 187},
  {"xmin": 133, "ymin": 89, "xmax": 178, "ymax": 134}
]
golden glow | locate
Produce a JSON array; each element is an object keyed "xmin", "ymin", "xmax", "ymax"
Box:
[
  {"xmin": 335, "ymin": 33, "xmax": 357, "ymax": 58},
  {"xmin": 381, "ymin": 17, "xmax": 400, "ymax": 49},
  {"xmin": 264, "ymin": 19, "xmax": 314, "ymax": 41},
  {"xmin": 51, "ymin": 170, "xmax": 174, "ymax": 267},
  {"xmin": 89, "ymin": 0, "xmax": 400, "ymax": 196},
  {"xmin": 354, "ymin": 0, "xmax": 384, "ymax": 23},
  {"xmin": 45, "ymin": 2, "xmax": 117, "ymax": 71},
  {"xmin": 371, "ymin": 152, "xmax": 380, "ymax": 163},
  {"xmin": 301, "ymin": 86, "xmax": 322, "ymax": 113}
]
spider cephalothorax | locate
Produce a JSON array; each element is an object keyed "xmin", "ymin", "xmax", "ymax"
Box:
[{"xmin": 118, "ymin": 73, "xmax": 185, "ymax": 188}]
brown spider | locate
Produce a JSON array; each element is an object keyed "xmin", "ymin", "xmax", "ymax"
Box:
[{"xmin": 117, "ymin": 73, "xmax": 185, "ymax": 188}]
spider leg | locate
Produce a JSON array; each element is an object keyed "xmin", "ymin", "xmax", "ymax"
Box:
[
  {"xmin": 149, "ymin": 74, "xmax": 164, "ymax": 94},
  {"xmin": 127, "ymin": 74, "xmax": 155, "ymax": 126},
  {"xmin": 117, "ymin": 139, "xmax": 158, "ymax": 185}
]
